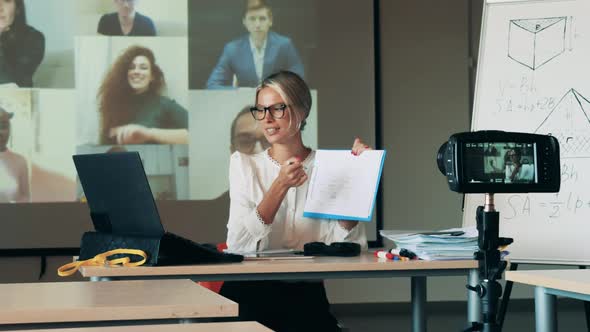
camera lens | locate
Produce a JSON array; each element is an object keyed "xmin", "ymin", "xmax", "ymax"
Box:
[{"xmin": 436, "ymin": 143, "xmax": 448, "ymax": 176}]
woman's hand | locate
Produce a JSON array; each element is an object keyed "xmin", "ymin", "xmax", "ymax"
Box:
[
  {"xmin": 352, "ymin": 137, "xmax": 372, "ymax": 156},
  {"xmin": 275, "ymin": 157, "xmax": 308, "ymax": 190},
  {"xmin": 109, "ymin": 124, "xmax": 153, "ymax": 144},
  {"xmin": 259, "ymin": 157, "xmax": 307, "ymax": 225}
]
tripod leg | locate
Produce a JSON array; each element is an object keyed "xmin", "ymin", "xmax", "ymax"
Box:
[
  {"xmin": 497, "ymin": 262, "xmax": 518, "ymax": 330},
  {"xmin": 468, "ymin": 268, "xmax": 482, "ymax": 324}
]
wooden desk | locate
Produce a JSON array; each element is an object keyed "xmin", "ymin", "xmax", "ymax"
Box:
[
  {"xmin": 1, "ymin": 322, "xmax": 272, "ymax": 332},
  {"xmin": 0, "ymin": 279, "xmax": 237, "ymax": 330},
  {"xmin": 80, "ymin": 253, "xmax": 481, "ymax": 332},
  {"xmin": 506, "ymin": 269, "xmax": 590, "ymax": 332}
]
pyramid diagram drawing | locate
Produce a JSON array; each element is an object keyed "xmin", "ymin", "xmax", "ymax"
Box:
[
  {"xmin": 508, "ymin": 17, "xmax": 567, "ymax": 70},
  {"xmin": 535, "ymin": 89, "xmax": 590, "ymax": 158}
]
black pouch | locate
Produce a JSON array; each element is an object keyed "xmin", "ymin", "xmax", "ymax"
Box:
[
  {"xmin": 303, "ymin": 242, "xmax": 361, "ymax": 257},
  {"xmin": 79, "ymin": 231, "xmax": 243, "ymax": 266}
]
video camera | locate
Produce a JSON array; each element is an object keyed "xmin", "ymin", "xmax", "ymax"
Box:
[
  {"xmin": 437, "ymin": 130, "xmax": 561, "ymax": 193},
  {"xmin": 437, "ymin": 131, "xmax": 561, "ymax": 332}
]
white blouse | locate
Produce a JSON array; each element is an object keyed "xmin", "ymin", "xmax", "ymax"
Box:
[{"xmin": 226, "ymin": 149, "xmax": 367, "ymax": 253}]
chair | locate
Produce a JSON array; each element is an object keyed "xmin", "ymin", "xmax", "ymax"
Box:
[{"xmin": 198, "ymin": 243, "xmax": 227, "ymax": 293}]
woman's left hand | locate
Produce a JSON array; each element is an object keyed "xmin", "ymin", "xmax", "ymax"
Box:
[
  {"xmin": 110, "ymin": 124, "xmax": 152, "ymax": 144},
  {"xmin": 352, "ymin": 137, "xmax": 372, "ymax": 156}
]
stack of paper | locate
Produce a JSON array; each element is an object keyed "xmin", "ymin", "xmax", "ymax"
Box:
[{"xmin": 380, "ymin": 227, "xmax": 478, "ymax": 260}]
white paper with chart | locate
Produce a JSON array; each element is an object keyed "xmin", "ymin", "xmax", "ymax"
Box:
[{"xmin": 303, "ymin": 150, "xmax": 386, "ymax": 221}]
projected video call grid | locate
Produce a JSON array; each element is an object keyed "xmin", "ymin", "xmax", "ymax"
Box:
[
  {"xmin": 0, "ymin": 0, "xmax": 334, "ymax": 203},
  {"xmin": 463, "ymin": 142, "xmax": 538, "ymax": 185}
]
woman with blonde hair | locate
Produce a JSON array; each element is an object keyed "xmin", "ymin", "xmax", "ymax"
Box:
[
  {"xmin": 98, "ymin": 45, "xmax": 188, "ymax": 145},
  {"xmin": 222, "ymin": 71, "xmax": 370, "ymax": 331}
]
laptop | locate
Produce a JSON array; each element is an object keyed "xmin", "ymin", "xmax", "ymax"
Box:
[
  {"xmin": 73, "ymin": 151, "xmax": 165, "ymax": 238},
  {"xmin": 73, "ymin": 151, "xmax": 242, "ymax": 265}
]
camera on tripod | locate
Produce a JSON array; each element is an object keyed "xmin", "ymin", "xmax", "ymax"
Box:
[
  {"xmin": 437, "ymin": 130, "xmax": 561, "ymax": 194},
  {"xmin": 436, "ymin": 130, "xmax": 560, "ymax": 332}
]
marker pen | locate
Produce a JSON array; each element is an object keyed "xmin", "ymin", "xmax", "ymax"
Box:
[{"xmin": 374, "ymin": 250, "xmax": 393, "ymax": 259}]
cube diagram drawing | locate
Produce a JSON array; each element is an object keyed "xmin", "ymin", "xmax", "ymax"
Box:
[{"xmin": 508, "ymin": 17, "xmax": 567, "ymax": 70}]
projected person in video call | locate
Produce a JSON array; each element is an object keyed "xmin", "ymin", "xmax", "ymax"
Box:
[
  {"xmin": 0, "ymin": 0, "xmax": 45, "ymax": 87},
  {"xmin": 0, "ymin": 108, "xmax": 30, "ymax": 203},
  {"xmin": 489, "ymin": 147, "xmax": 534, "ymax": 183},
  {"xmin": 230, "ymin": 105, "xmax": 270, "ymax": 154},
  {"xmin": 484, "ymin": 144, "xmax": 498, "ymax": 156},
  {"xmin": 221, "ymin": 71, "xmax": 368, "ymax": 332},
  {"xmin": 504, "ymin": 148, "xmax": 534, "ymax": 183},
  {"xmin": 97, "ymin": 45, "xmax": 188, "ymax": 145},
  {"xmin": 97, "ymin": 0, "xmax": 156, "ymax": 36},
  {"xmin": 206, "ymin": 0, "xmax": 304, "ymax": 89},
  {"xmin": 211, "ymin": 106, "xmax": 270, "ymax": 204}
]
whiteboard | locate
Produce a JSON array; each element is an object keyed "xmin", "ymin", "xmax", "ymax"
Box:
[{"xmin": 464, "ymin": 0, "xmax": 590, "ymax": 264}]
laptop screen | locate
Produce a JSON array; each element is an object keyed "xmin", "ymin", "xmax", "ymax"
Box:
[{"xmin": 73, "ymin": 152, "xmax": 165, "ymax": 238}]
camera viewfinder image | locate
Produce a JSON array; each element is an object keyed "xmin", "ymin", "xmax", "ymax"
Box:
[{"xmin": 466, "ymin": 142, "xmax": 537, "ymax": 184}]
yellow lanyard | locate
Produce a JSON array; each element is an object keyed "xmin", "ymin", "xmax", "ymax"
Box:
[{"xmin": 57, "ymin": 249, "xmax": 147, "ymax": 277}]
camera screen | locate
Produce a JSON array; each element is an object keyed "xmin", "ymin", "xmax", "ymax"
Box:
[{"xmin": 462, "ymin": 142, "xmax": 538, "ymax": 184}]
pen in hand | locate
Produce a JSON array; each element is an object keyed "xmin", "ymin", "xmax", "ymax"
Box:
[
  {"xmin": 287, "ymin": 159, "xmax": 307, "ymax": 170},
  {"xmin": 279, "ymin": 157, "xmax": 308, "ymax": 188}
]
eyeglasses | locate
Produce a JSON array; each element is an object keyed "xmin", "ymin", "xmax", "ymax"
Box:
[{"xmin": 250, "ymin": 104, "xmax": 288, "ymax": 121}]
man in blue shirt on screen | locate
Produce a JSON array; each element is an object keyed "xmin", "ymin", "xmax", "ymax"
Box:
[{"xmin": 206, "ymin": 0, "xmax": 304, "ymax": 89}]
